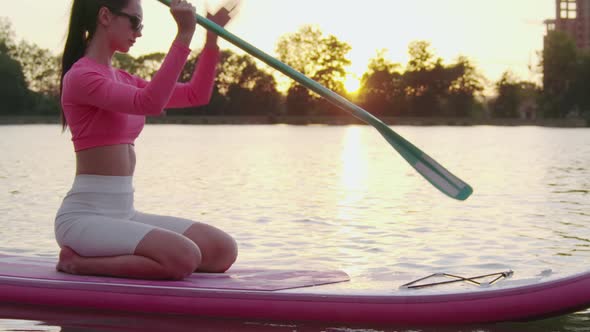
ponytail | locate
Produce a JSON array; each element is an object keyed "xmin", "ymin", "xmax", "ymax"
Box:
[{"xmin": 60, "ymin": 0, "xmax": 129, "ymax": 129}]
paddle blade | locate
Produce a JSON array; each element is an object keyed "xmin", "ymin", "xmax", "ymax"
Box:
[
  {"xmin": 413, "ymin": 152, "xmax": 474, "ymax": 201},
  {"xmin": 377, "ymin": 124, "xmax": 473, "ymax": 201}
]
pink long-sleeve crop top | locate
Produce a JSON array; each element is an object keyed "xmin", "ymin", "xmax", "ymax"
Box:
[{"xmin": 61, "ymin": 41, "xmax": 220, "ymax": 152}]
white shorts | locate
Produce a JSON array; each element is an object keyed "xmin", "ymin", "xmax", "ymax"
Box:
[{"xmin": 55, "ymin": 175, "xmax": 194, "ymax": 257}]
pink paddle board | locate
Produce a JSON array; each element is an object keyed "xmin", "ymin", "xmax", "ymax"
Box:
[{"xmin": 0, "ymin": 254, "xmax": 589, "ymax": 325}]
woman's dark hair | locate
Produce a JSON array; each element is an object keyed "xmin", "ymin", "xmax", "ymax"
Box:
[{"xmin": 60, "ymin": 0, "xmax": 129, "ymax": 129}]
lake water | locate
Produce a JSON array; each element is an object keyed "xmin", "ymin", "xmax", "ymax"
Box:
[{"xmin": 0, "ymin": 124, "xmax": 589, "ymax": 331}]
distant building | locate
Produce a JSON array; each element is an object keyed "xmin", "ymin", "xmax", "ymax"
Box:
[{"xmin": 545, "ymin": 0, "xmax": 590, "ymax": 50}]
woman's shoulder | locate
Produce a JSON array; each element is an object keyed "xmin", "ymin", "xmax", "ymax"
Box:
[
  {"xmin": 113, "ymin": 68, "xmax": 135, "ymax": 80},
  {"xmin": 65, "ymin": 57, "xmax": 111, "ymax": 80},
  {"xmin": 65, "ymin": 57, "xmax": 142, "ymax": 87}
]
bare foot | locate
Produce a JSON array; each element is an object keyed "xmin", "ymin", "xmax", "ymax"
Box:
[{"xmin": 56, "ymin": 246, "xmax": 81, "ymax": 275}]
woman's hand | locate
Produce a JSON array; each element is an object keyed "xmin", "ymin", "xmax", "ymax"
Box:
[
  {"xmin": 205, "ymin": 0, "xmax": 240, "ymax": 47},
  {"xmin": 171, "ymin": 0, "xmax": 197, "ymax": 46}
]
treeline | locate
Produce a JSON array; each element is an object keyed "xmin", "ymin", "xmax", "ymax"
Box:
[{"xmin": 1, "ymin": 17, "xmax": 589, "ymax": 120}]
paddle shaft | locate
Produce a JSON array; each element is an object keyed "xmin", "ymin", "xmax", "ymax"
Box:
[{"xmin": 155, "ymin": 0, "xmax": 473, "ymax": 200}]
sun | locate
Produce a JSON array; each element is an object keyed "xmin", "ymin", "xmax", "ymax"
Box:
[{"xmin": 343, "ymin": 74, "xmax": 361, "ymax": 95}]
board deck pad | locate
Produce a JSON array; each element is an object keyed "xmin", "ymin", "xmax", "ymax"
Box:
[{"xmin": 0, "ymin": 255, "xmax": 350, "ymax": 291}]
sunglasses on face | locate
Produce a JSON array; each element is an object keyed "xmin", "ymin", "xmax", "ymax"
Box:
[{"xmin": 108, "ymin": 8, "xmax": 143, "ymax": 32}]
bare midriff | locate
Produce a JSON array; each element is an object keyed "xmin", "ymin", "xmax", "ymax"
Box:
[{"xmin": 76, "ymin": 144, "xmax": 136, "ymax": 176}]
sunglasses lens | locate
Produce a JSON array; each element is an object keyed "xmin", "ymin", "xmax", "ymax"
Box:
[
  {"xmin": 130, "ymin": 17, "xmax": 140, "ymax": 30},
  {"xmin": 110, "ymin": 8, "xmax": 142, "ymax": 32}
]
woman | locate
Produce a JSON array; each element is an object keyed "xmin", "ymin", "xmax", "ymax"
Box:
[{"xmin": 56, "ymin": 0, "xmax": 238, "ymax": 280}]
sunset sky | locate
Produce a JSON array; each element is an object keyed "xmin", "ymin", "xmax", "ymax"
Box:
[{"xmin": 4, "ymin": 0, "xmax": 555, "ymax": 93}]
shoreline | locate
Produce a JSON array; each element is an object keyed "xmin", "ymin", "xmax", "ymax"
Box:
[{"xmin": 0, "ymin": 115, "xmax": 587, "ymax": 128}]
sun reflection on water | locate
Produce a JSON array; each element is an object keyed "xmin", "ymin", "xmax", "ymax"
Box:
[{"xmin": 337, "ymin": 126, "xmax": 369, "ymax": 222}]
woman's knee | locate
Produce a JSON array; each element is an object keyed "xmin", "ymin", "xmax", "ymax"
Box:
[
  {"xmin": 135, "ymin": 229, "xmax": 202, "ymax": 279},
  {"xmin": 215, "ymin": 235, "xmax": 238, "ymax": 272},
  {"xmin": 183, "ymin": 224, "xmax": 238, "ymax": 273}
]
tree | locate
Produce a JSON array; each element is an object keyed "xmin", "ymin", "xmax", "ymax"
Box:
[
  {"xmin": 217, "ymin": 50, "xmax": 280, "ymax": 115},
  {"xmin": 0, "ymin": 18, "xmax": 28, "ymax": 114},
  {"xmin": 403, "ymin": 41, "xmax": 447, "ymax": 116},
  {"xmin": 11, "ymin": 40, "xmax": 60, "ymax": 98},
  {"xmin": 0, "ymin": 53, "xmax": 28, "ymax": 114},
  {"xmin": 276, "ymin": 25, "xmax": 352, "ymax": 115},
  {"xmin": 402, "ymin": 41, "xmax": 485, "ymax": 117},
  {"xmin": 135, "ymin": 52, "xmax": 165, "ymax": 80},
  {"xmin": 174, "ymin": 49, "xmax": 281, "ymax": 116},
  {"xmin": 572, "ymin": 52, "xmax": 590, "ymax": 116},
  {"xmin": 113, "ymin": 52, "xmax": 164, "ymax": 80},
  {"xmin": 216, "ymin": 50, "xmax": 246, "ymax": 96},
  {"xmin": 0, "ymin": 17, "xmax": 16, "ymax": 51},
  {"xmin": 446, "ymin": 56, "xmax": 485, "ymax": 117},
  {"xmin": 492, "ymin": 72, "xmax": 520, "ymax": 118},
  {"xmin": 358, "ymin": 50, "xmax": 405, "ymax": 116},
  {"xmin": 492, "ymin": 71, "xmax": 538, "ymax": 118},
  {"xmin": 407, "ymin": 41, "xmax": 437, "ymax": 72},
  {"xmin": 540, "ymin": 30, "xmax": 578, "ymax": 118}
]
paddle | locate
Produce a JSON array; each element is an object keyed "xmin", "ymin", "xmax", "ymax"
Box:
[{"xmin": 155, "ymin": 0, "xmax": 473, "ymax": 201}]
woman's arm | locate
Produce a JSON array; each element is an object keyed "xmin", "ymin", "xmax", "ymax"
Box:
[
  {"xmin": 65, "ymin": 41, "xmax": 191, "ymax": 116},
  {"xmin": 163, "ymin": 46, "xmax": 220, "ymax": 109},
  {"xmin": 161, "ymin": 3, "xmax": 237, "ymax": 109},
  {"xmin": 65, "ymin": 0, "xmax": 199, "ymax": 116}
]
